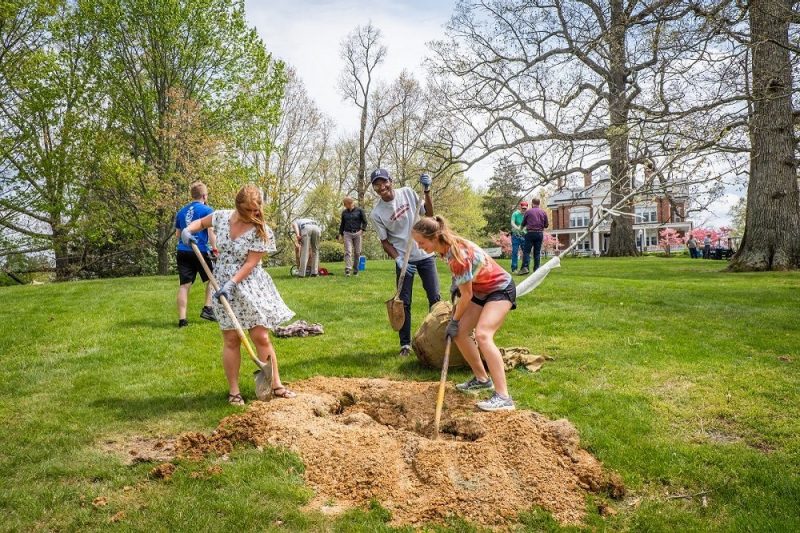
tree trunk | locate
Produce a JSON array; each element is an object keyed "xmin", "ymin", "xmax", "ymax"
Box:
[
  {"xmin": 157, "ymin": 222, "xmax": 172, "ymax": 275},
  {"xmin": 357, "ymin": 101, "xmax": 368, "ymax": 205},
  {"xmin": 729, "ymin": 0, "xmax": 800, "ymax": 271},
  {"xmin": 51, "ymin": 222, "xmax": 71, "ymax": 281},
  {"xmin": 605, "ymin": 0, "xmax": 637, "ymax": 257}
]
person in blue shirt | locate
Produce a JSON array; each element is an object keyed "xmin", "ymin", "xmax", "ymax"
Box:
[{"xmin": 175, "ymin": 181, "xmax": 217, "ymax": 327}]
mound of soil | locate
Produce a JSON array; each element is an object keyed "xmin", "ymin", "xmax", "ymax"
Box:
[{"xmin": 175, "ymin": 377, "xmax": 623, "ymax": 527}]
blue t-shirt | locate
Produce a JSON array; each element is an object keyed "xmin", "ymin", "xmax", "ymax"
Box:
[{"xmin": 175, "ymin": 201, "xmax": 213, "ymax": 252}]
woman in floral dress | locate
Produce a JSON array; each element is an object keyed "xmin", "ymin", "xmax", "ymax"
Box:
[{"xmin": 181, "ymin": 185, "xmax": 296, "ymax": 405}]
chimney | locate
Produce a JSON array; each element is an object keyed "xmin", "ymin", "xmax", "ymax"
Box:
[{"xmin": 583, "ymin": 170, "xmax": 592, "ymax": 188}]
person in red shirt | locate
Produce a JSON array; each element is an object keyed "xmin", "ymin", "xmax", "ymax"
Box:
[{"xmin": 412, "ymin": 215, "xmax": 516, "ymax": 412}]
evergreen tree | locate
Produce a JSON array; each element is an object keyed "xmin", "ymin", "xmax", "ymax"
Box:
[{"xmin": 482, "ymin": 157, "xmax": 525, "ymax": 236}]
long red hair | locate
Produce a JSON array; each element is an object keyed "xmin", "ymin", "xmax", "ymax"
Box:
[{"xmin": 235, "ymin": 185, "xmax": 268, "ymax": 242}]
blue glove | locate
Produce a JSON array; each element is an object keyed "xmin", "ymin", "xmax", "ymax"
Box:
[
  {"xmin": 419, "ymin": 173, "xmax": 432, "ymax": 191},
  {"xmin": 180, "ymin": 227, "xmax": 197, "ymax": 247},
  {"xmin": 396, "ymin": 256, "xmax": 417, "ymax": 274},
  {"xmin": 214, "ymin": 279, "xmax": 237, "ymax": 302},
  {"xmin": 445, "ymin": 318, "xmax": 460, "ymax": 339}
]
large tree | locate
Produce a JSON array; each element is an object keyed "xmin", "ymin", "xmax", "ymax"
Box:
[
  {"xmin": 89, "ymin": 0, "xmax": 284, "ymax": 274},
  {"xmin": 728, "ymin": 0, "xmax": 800, "ymax": 270},
  {"xmin": 338, "ymin": 23, "xmax": 404, "ymax": 204},
  {"xmin": 428, "ymin": 0, "xmax": 735, "ymax": 256},
  {"xmin": 0, "ymin": 1, "xmax": 102, "ymax": 279}
]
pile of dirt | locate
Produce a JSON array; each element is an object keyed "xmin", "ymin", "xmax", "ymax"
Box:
[{"xmin": 174, "ymin": 377, "xmax": 623, "ymax": 527}]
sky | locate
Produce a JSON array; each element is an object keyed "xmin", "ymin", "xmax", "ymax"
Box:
[{"xmin": 243, "ymin": 0, "xmax": 736, "ymax": 227}]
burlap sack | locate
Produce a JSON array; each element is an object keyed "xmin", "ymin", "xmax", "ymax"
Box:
[{"xmin": 412, "ymin": 301, "xmax": 467, "ymax": 369}]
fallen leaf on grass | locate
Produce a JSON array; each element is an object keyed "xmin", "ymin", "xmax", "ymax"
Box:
[{"xmin": 109, "ymin": 511, "xmax": 126, "ymax": 523}]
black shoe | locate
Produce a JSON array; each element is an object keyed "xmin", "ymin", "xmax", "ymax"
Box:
[
  {"xmin": 178, "ymin": 319, "xmax": 189, "ymax": 328},
  {"xmin": 200, "ymin": 306, "xmax": 217, "ymax": 322},
  {"xmin": 517, "ymin": 268, "xmax": 530, "ymax": 275},
  {"xmin": 399, "ymin": 345, "xmax": 412, "ymax": 357}
]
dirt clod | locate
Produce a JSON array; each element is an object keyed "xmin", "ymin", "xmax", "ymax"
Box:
[{"xmin": 149, "ymin": 463, "xmax": 176, "ymax": 480}]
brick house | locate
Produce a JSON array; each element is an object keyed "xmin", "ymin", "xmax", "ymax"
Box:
[{"xmin": 547, "ymin": 170, "xmax": 693, "ymax": 254}]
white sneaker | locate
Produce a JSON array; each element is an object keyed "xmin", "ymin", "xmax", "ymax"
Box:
[{"xmin": 477, "ymin": 393, "xmax": 515, "ymax": 412}]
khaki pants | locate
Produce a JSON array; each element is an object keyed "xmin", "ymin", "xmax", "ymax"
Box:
[
  {"xmin": 343, "ymin": 231, "xmax": 362, "ymax": 272},
  {"xmin": 299, "ymin": 225, "xmax": 321, "ymax": 276}
]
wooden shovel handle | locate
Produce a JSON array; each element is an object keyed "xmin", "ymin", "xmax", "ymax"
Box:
[{"xmin": 432, "ymin": 336, "xmax": 451, "ymax": 440}]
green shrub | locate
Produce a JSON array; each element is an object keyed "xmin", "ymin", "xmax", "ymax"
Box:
[{"xmin": 319, "ymin": 241, "xmax": 345, "ymax": 262}]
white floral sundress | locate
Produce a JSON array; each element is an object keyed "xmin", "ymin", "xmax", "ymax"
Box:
[{"xmin": 211, "ymin": 210, "xmax": 294, "ymax": 331}]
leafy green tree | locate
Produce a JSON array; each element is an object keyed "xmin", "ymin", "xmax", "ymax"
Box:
[
  {"xmin": 0, "ymin": 0, "xmax": 102, "ymax": 280},
  {"xmin": 88, "ymin": 0, "xmax": 285, "ymax": 274}
]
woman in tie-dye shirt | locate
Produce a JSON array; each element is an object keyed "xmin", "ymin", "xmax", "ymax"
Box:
[{"xmin": 412, "ymin": 216, "xmax": 517, "ymax": 412}]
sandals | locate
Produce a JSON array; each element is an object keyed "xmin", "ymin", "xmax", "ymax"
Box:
[
  {"xmin": 227, "ymin": 393, "xmax": 245, "ymax": 406},
  {"xmin": 271, "ymin": 386, "xmax": 297, "ymax": 399}
]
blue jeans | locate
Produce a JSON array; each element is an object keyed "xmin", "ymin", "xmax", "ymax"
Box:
[
  {"xmin": 521, "ymin": 231, "xmax": 544, "ymax": 271},
  {"xmin": 396, "ymin": 256, "xmax": 441, "ymax": 347},
  {"xmin": 510, "ymin": 234, "xmax": 525, "ymax": 271}
]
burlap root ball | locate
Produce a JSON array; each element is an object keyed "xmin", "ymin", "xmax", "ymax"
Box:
[{"xmin": 412, "ymin": 301, "xmax": 467, "ymax": 369}]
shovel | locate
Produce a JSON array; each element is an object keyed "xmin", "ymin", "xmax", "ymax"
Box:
[
  {"xmin": 386, "ymin": 239, "xmax": 413, "ymax": 331},
  {"xmin": 190, "ymin": 242, "xmax": 273, "ymax": 400},
  {"xmin": 432, "ymin": 295, "xmax": 457, "ymax": 440}
]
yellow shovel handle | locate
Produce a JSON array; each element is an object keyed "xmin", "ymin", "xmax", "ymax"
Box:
[{"xmin": 190, "ymin": 243, "xmax": 264, "ymax": 371}]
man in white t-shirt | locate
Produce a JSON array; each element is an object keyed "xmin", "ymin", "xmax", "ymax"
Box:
[{"xmin": 370, "ymin": 168, "xmax": 441, "ymax": 357}]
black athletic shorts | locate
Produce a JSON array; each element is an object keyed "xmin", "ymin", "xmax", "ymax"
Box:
[
  {"xmin": 470, "ymin": 279, "xmax": 517, "ymax": 310},
  {"xmin": 177, "ymin": 250, "xmax": 213, "ymax": 285}
]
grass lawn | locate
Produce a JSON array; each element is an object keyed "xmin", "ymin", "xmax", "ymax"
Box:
[{"xmin": 0, "ymin": 256, "xmax": 798, "ymax": 531}]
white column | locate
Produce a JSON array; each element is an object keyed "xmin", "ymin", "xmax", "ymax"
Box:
[{"xmin": 592, "ymin": 229, "xmax": 600, "ymax": 254}]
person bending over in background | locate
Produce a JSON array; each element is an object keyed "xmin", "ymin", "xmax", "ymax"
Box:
[
  {"xmin": 181, "ymin": 184, "xmax": 296, "ymax": 405},
  {"xmin": 174, "ymin": 181, "xmax": 217, "ymax": 327},
  {"xmin": 292, "ymin": 217, "xmax": 321, "ymax": 277},
  {"xmin": 412, "ymin": 215, "xmax": 516, "ymax": 412}
]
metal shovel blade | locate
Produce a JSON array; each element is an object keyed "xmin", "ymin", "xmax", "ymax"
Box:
[
  {"xmin": 386, "ymin": 297, "xmax": 405, "ymax": 331},
  {"xmin": 253, "ymin": 359, "xmax": 273, "ymax": 401}
]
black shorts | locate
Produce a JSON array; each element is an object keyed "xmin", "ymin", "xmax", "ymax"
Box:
[
  {"xmin": 177, "ymin": 250, "xmax": 213, "ymax": 285},
  {"xmin": 471, "ymin": 280, "xmax": 517, "ymax": 310}
]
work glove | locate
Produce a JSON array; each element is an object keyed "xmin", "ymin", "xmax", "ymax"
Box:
[
  {"xmin": 214, "ymin": 279, "xmax": 237, "ymax": 302},
  {"xmin": 396, "ymin": 256, "xmax": 417, "ymax": 274},
  {"xmin": 419, "ymin": 173, "xmax": 432, "ymax": 192},
  {"xmin": 445, "ymin": 318, "xmax": 460, "ymax": 339},
  {"xmin": 180, "ymin": 227, "xmax": 197, "ymax": 246}
]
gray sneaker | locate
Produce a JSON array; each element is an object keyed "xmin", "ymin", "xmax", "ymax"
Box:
[
  {"xmin": 477, "ymin": 393, "xmax": 515, "ymax": 412},
  {"xmin": 455, "ymin": 376, "xmax": 494, "ymax": 392}
]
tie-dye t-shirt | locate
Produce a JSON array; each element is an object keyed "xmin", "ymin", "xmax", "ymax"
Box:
[{"xmin": 445, "ymin": 239, "xmax": 512, "ymax": 297}]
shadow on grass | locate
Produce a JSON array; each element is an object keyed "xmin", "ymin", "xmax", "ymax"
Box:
[{"xmin": 89, "ymin": 391, "xmax": 225, "ymax": 421}]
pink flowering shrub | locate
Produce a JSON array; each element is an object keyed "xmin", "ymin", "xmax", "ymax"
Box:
[
  {"xmin": 490, "ymin": 231, "xmax": 512, "ymax": 256},
  {"xmin": 658, "ymin": 228, "xmax": 684, "ymax": 256}
]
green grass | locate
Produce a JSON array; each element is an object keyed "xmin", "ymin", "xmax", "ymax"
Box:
[{"xmin": 1, "ymin": 257, "xmax": 798, "ymax": 531}]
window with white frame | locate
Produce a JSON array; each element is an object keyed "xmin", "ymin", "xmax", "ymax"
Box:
[
  {"xmin": 646, "ymin": 234, "xmax": 658, "ymax": 247},
  {"xmin": 635, "ymin": 204, "xmax": 658, "ymax": 223},
  {"xmin": 569, "ymin": 207, "xmax": 590, "ymax": 227}
]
